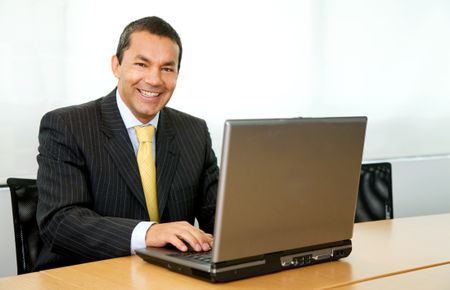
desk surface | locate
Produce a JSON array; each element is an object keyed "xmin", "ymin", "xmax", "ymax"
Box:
[
  {"xmin": 1, "ymin": 213, "xmax": 450, "ymax": 289},
  {"xmin": 332, "ymin": 262, "xmax": 450, "ymax": 290}
]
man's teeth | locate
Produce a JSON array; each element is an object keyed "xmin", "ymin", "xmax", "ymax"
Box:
[{"xmin": 140, "ymin": 90, "xmax": 160, "ymax": 97}]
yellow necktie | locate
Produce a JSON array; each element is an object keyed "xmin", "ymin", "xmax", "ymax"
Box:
[{"xmin": 134, "ymin": 125, "xmax": 159, "ymax": 222}]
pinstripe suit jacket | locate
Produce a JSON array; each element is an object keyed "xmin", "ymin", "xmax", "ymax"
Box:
[{"xmin": 35, "ymin": 89, "xmax": 219, "ymax": 270}]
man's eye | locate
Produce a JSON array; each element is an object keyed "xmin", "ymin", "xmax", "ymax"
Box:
[
  {"xmin": 135, "ymin": 63, "xmax": 146, "ymax": 67},
  {"xmin": 162, "ymin": 67, "xmax": 174, "ymax": 72}
]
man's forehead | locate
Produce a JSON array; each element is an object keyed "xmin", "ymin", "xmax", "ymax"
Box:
[
  {"xmin": 129, "ymin": 31, "xmax": 178, "ymax": 48},
  {"xmin": 126, "ymin": 31, "xmax": 179, "ymax": 58}
]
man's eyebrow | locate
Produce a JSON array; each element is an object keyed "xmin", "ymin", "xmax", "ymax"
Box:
[
  {"xmin": 134, "ymin": 55, "xmax": 177, "ymax": 67},
  {"xmin": 162, "ymin": 60, "xmax": 177, "ymax": 67},
  {"xmin": 135, "ymin": 54, "xmax": 150, "ymax": 62}
]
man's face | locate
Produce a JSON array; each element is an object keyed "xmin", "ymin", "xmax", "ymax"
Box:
[{"xmin": 112, "ymin": 31, "xmax": 180, "ymax": 123}]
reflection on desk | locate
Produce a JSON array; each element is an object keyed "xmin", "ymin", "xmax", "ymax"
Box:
[{"xmin": 0, "ymin": 213, "xmax": 450, "ymax": 289}]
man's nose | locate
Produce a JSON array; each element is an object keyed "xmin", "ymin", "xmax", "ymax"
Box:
[{"xmin": 144, "ymin": 68, "xmax": 163, "ymax": 86}]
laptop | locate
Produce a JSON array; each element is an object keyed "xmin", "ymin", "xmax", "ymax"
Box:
[{"xmin": 136, "ymin": 116, "xmax": 367, "ymax": 282}]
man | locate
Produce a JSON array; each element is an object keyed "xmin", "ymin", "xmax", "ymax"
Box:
[{"xmin": 35, "ymin": 16, "xmax": 218, "ymax": 270}]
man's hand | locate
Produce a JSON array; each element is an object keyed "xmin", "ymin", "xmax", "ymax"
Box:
[{"xmin": 145, "ymin": 221, "xmax": 213, "ymax": 252}]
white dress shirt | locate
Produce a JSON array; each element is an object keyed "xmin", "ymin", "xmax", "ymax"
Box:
[{"xmin": 115, "ymin": 91, "xmax": 159, "ymax": 254}]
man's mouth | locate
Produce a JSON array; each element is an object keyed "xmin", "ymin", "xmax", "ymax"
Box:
[{"xmin": 138, "ymin": 89, "xmax": 161, "ymax": 97}]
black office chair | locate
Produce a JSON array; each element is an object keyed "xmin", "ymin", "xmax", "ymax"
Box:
[
  {"xmin": 355, "ymin": 162, "xmax": 393, "ymax": 223},
  {"xmin": 7, "ymin": 178, "xmax": 42, "ymax": 274}
]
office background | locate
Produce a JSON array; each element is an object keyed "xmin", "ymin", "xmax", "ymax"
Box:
[{"xmin": 0, "ymin": 0, "xmax": 450, "ymax": 277}]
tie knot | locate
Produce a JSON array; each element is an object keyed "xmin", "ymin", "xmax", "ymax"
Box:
[{"xmin": 135, "ymin": 125, "xmax": 155, "ymax": 143}]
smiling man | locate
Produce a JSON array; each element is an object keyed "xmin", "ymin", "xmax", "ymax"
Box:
[{"xmin": 35, "ymin": 16, "xmax": 218, "ymax": 270}]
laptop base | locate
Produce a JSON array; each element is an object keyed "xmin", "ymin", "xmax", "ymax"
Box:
[{"xmin": 136, "ymin": 240, "xmax": 352, "ymax": 282}]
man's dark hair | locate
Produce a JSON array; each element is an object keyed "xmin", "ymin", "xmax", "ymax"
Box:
[{"xmin": 115, "ymin": 16, "xmax": 182, "ymax": 70}]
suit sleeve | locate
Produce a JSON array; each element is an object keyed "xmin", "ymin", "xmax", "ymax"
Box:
[
  {"xmin": 36, "ymin": 111, "xmax": 139, "ymax": 262},
  {"xmin": 196, "ymin": 121, "xmax": 219, "ymax": 234}
]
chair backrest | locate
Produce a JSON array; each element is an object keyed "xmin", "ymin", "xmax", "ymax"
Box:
[
  {"xmin": 7, "ymin": 178, "xmax": 41, "ymax": 274},
  {"xmin": 355, "ymin": 162, "xmax": 393, "ymax": 223}
]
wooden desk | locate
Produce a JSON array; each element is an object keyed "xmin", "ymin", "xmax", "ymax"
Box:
[
  {"xmin": 1, "ymin": 213, "xmax": 450, "ymax": 289},
  {"xmin": 0, "ymin": 271, "xmax": 79, "ymax": 290},
  {"xmin": 331, "ymin": 263, "xmax": 450, "ymax": 290}
]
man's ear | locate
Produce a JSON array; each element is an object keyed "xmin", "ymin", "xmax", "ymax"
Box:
[{"xmin": 111, "ymin": 55, "xmax": 120, "ymax": 79}]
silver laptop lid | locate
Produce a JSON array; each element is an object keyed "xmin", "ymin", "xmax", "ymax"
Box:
[{"xmin": 213, "ymin": 117, "xmax": 367, "ymax": 262}]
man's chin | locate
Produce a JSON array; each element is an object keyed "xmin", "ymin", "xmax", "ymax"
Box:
[{"xmin": 134, "ymin": 109, "xmax": 160, "ymax": 123}]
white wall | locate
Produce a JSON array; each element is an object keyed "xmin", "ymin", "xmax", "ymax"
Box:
[
  {"xmin": 1, "ymin": 0, "xmax": 450, "ymax": 182},
  {"xmin": 391, "ymin": 155, "xmax": 450, "ymax": 218},
  {"xmin": 0, "ymin": 187, "xmax": 17, "ymax": 277}
]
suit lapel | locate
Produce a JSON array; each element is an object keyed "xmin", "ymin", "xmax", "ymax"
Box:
[
  {"xmin": 156, "ymin": 109, "xmax": 180, "ymax": 218},
  {"xmin": 99, "ymin": 90, "xmax": 147, "ymax": 212}
]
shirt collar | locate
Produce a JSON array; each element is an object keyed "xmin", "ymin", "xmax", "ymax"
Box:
[{"xmin": 116, "ymin": 89, "xmax": 159, "ymax": 129}]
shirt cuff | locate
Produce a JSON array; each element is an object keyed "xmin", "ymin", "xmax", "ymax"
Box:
[{"xmin": 130, "ymin": 221, "xmax": 156, "ymax": 254}]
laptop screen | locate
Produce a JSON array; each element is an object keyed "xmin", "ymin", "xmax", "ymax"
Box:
[{"xmin": 212, "ymin": 117, "xmax": 367, "ymax": 262}]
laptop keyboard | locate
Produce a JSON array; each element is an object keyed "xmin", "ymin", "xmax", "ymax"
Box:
[{"xmin": 170, "ymin": 250, "xmax": 213, "ymax": 264}]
